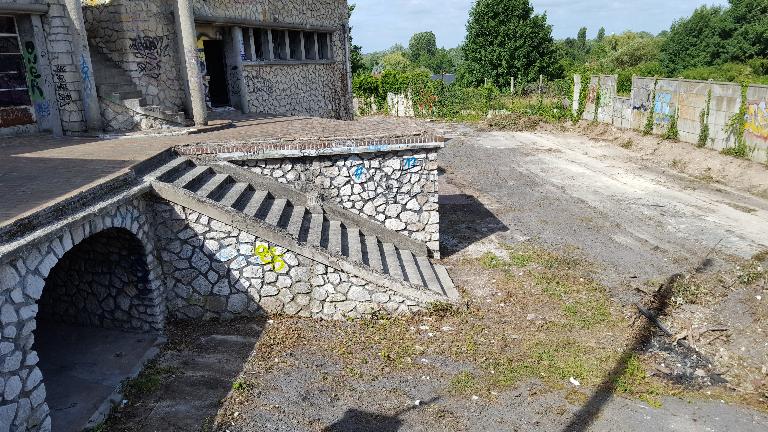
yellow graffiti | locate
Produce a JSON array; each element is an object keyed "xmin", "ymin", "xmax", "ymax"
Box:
[
  {"xmin": 745, "ymin": 100, "xmax": 768, "ymax": 140},
  {"xmin": 83, "ymin": 0, "xmax": 112, "ymax": 6},
  {"xmin": 254, "ymin": 245, "xmax": 286, "ymax": 272}
]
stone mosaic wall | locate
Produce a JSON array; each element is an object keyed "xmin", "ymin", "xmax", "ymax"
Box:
[
  {"xmin": 83, "ymin": 0, "xmax": 186, "ymax": 111},
  {"xmin": 244, "ymin": 63, "xmax": 350, "ymax": 119},
  {"xmin": 38, "ymin": 228, "xmax": 158, "ymax": 331},
  {"xmin": 0, "ymin": 199, "xmax": 164, "ymax": 431},
  {"xmin": 153, "ymin": 201, "xmax": 423, "ymax": 321},
  {"xmin": 194, "ymin": 0, "xmax": 353, "ymax": 119},
  {"xmin": 100, "ymin": 98, "xmax": 180, "ymax": 133},
  {"xmin": 233, "ymin": 149, "xmax": 441, "ymax": 257}
]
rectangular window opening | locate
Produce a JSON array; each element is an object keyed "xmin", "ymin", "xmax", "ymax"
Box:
[
  {"xmin": 304, "ymin": 32, "xmax": 317, "ymax": 60},
  {"xmin": 271, "ymin": 29, "xmax": 287, "ymax": 60},
  {"xmin": 317, "ymin": 32, "xmax": 330, "ymax": 60},
  {"xmin": 288, "ymin": 30, "xmax": 302, "ymax": 60},
  {"xmin": 0, "ymin": 15, "xmax": 31, "ymax": 108}
]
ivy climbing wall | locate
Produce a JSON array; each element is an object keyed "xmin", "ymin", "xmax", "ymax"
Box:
[{"xmin": 578, "ymin": 74, "xmax": 767, "ymax": 164}]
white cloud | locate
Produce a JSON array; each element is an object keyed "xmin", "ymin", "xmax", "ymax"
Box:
[{"xmin": 350, "ymin": 0, "xmax": 726, "ymax": 52}]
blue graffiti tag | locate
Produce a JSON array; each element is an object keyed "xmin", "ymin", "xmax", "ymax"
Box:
[
  {"xmin": 403, "ymin": 157, "xmax": 418, "ymax": 169},
  {"xmin": 653, "ymin": 92, "xmax": 672, "ymax": 123},
  {"xmin": 34, "ymin": 101, "xmax": 51, "ymax": 118},
  {"xmin": 353, "ymin": 165, "xmax": 365, "ymax": 181}
]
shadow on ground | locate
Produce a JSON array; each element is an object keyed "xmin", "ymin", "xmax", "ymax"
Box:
[
  {"xmin": 323, "ymin": 397, "xmax": 439, "ymax": 432},
  {"xmin": 563, "ymin": 257, "xmax": 718, "ymax": 431},
  {"xmin": 439, "ymin": 192, "xmax": 508, "ymax": 258}
]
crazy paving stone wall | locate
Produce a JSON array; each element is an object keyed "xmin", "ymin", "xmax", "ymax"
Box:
[
  {"xmin": 37, "ymin": 228, "xmax": 159, "ymax": 332},
  {"xmin": 83, "ymin": 0, "xmax": 186, "ymax": 111},
  {"xmin": 0, "ymin": 198, "xmax": 165, "ymax": 431},
  {"xmin": 153, "ymin": 202, "xmax": 423, "ymax": 321},
  {"xmin": 193, "ymin": 0, "xmax": 353, "ymax": 119},
  {"xmin": 233, "ymin": 149, "xmax": 441, "ymax": 257}
]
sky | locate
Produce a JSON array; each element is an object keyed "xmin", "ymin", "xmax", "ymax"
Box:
[{"xmin": 350, "ymin": 0, "xmax": 728, "ymax": 53}]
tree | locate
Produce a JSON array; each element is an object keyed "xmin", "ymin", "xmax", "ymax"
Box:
[
  {"xmin": 597, "ymin": 27, "xmax": 606, "ymax": 42},
  {"xmin": 408, "ymin": 31, "xmax": 438, "ymax": 67},
  {"xmin": 459, "ymin": 0, "xmax": 560, "ymax": 87},
  {"xmin": 577, "ymin": 27, "xmax": 588, "ymax": 49},
  {"xmin": 659, "ymin": 5, "xmax": 727, "ymax": 74},
  {"xmin": 347, "ymin": 4, "xmax": 366, "ymax": 74}
]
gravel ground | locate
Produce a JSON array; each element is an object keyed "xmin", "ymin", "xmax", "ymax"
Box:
[{"xmin": 102, "ymin": 122, "xmax": 768, "ymax": 432}]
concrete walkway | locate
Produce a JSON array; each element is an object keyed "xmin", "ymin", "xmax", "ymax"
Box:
[
  {"xmin": 35, "ymin": 322, "xmax": 160, "ymax": 432},
  {"xmin": 0, "ymin": 115, "xmax": 430, "ymax": 227}
]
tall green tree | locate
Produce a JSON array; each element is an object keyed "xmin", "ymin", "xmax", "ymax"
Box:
[
  {"xmin": 408, "ymin": 31, "xmax": 438, "ymax": 66},
  {"xmin": 577, "ymin": 27, "xmax": 588, "ymax": 49},
  {"xmin": 347, "ymin": 4, "xmax": 366, "ymax": 74},
  {"xmin": 597, "ymin": 27, "xmax": 606, "ymax": 42},
  {"xmin": 458, "ymin": 0, "xmax": 560, "ymax": 87}
]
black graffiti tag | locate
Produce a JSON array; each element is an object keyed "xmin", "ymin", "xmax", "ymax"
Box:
[{"xmin": 129, "ymin": 35, "xmax": 170, "ymax": 80}]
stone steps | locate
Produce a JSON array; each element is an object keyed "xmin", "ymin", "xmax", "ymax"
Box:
[
  {"xmin": 150, "ymin": 157, "xmax": 457, "ymax": 299},
  {"xmin": 90, "ymin": 48, "xmax": 186, "ymax": 126}
]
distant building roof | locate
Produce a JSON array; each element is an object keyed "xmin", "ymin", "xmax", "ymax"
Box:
[{"xmin": 431, "ymin": 74, "xmax": 456, "ymax": 85}]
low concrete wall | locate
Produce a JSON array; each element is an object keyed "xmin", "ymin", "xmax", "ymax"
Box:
[{"xmin": 578, "ymin": 74, "xmax": 768, "ymax": 164}]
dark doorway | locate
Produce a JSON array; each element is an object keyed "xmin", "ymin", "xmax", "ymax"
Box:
[{"xmin": 203, "ymin": 39, "xmax": 230, "ymax": 107}]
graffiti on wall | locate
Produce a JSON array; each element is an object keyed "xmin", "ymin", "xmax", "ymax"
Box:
[
  {"xmin": 197, "ymin": 34, "xmax": 212, "ymax": 108},
  {"xmin": 631, "ymin": 85, "xmax": 653, "ymax": 111},
  {"xmin": 745, "ymin": 99, "xmax": 768, "ymax": 140},
  {"xmin": 53, "ymin": 64, "xmax": 73, "ymax": 108},
  {"xmin": 21, "ymin": 42, "xmax": 44, "ymax": 103},
  {"xmin": 129, "ymin": 35, "xmax": 170, "ymax": 80},
  {"xmin": 0, "ymin": 107, "xmax": 35, "ymax": 128},
  {"xmin": 80, "ymin": 54, "xmax": 93, "ymax": 111},
  {"xmin": 653, "ymin": 92, "xmax": 673, "ymax": 124}
]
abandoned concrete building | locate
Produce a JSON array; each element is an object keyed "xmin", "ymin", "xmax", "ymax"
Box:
[
  {"xmin": 1, "ymin": 2, "xmax": 454, "ymax": 431},
  {"xmin": 0, "ymin": 0, "xmax": 354, "ymax": 136}
]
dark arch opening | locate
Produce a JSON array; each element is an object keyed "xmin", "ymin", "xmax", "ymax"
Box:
[{"xmin": 34, "ymin": 228, "xmax": 161, "ymax": 431}]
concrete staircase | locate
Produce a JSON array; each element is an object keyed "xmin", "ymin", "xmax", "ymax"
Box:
[
  {"xmin": 148, "ymin": 157, "xmax": 458, "ymax": 301},
  {"xmin": 90, "ymin": 48, "xmax": 186, "ymax": 125}
]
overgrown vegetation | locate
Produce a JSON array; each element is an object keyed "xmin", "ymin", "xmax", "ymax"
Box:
[
  {"xmin": 697, "ymin": 89, "xmax": 712, "ymax": 147},
  {"xmin": 721, "ymin": 82, "xmax": 752, "ymax": 158},
  {"xmin": 643, "ymin": 80, "xmax": 658, "ymax": 135},
  {"xmin": 664, "ymin": 107, "xmax": 680, "ymax": 140}
]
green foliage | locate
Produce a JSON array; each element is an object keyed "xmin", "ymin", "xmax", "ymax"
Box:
[
  {"xmin": 408, "ymin": 32, "xmax": 437, "ymax": 66},
  {"xmin": 698, "ymin": 89, "xmax": 712, "ymax": 148},
  {"xmin": 721, "ymin": 82, "xmax": 752, "ymax": 158},
  {"xmin": 574, "ymin": 76, "xmax": 589, "ymax": 122},
  {"xmin": 459, "ymin": 0, "xmax": 560, "ymax": 88},
  {"xmin": 660, "ymin": 0, "xmax": 768, "ymax": 76},
  {"xmin": 347, "ymin": 4, "xmax": 365, "ymax": 75},
  {"xmin": 596, "ymin": 27, "xmax": 605, "ymax": 43},
  {"xmin": 664, "ymin": 107, "xmax": 679, "ymax": 140},
  {"xmin": 643, "ymin": 80, "xmax": 658, "ymax": 135}
]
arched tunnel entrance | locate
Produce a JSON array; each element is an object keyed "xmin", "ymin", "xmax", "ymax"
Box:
[{"xmin": 34, "ymin": 228, "xmax": 162, "ymax": 431}]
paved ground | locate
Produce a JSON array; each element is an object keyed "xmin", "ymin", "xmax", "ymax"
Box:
[
  {"xmin": 35, "ymin": 322, "xmax": 160, "ymax": 431},
  {"xmin": 0, "ymin": 115, "xmax": 430, "ymax": 227},
  {"xmin": 101, "ymin": 124, "xmax": 768, "ymax": 432}
]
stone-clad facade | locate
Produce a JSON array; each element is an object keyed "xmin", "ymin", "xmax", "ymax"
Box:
[
  {"xmin": 233, "ymin": 149, "xmax": 441, "ymax": 257},
  {"xmin": 0, "ymin": 199, "xmax": 165, "ymax": 431},
  {"xmin": 153, "ymin": 202, "xmax": 422, "ymax": 321},
  {"xmin": 0, "ymin": 0, "xmax": 353, "ymax": 136}
]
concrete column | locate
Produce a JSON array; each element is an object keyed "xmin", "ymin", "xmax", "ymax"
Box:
[
  {"xmin": 313, "ymin": 32, "xmax": 319, "ymax": 60},
  {"xmin": 342, "ymin": 26, "xmax": 353, "ymax": 120},
  {"xmin": 284, "ymin": 30, "xmax": 290, "ymax": 60},
  {"xmin": 174, "ymin": 0, "xmax": 207, "ymax": 126},
  {"xmin": 572, "ymin": 74, "xmax": 582, "ymax": 117},
  {"xmin": 63, "ymin": 0, "xmax": 102, "ymax": 132},
  {"xmin": 298, "ymin": 32, "xmax": 306, "ymax": 61},
  {"xmin": 28, "ymin": 14, "xmax": 63, "ymax": 136},
  {"xmin": 230, "ymin": 26, "xmax": 249, "ymax": 113}
]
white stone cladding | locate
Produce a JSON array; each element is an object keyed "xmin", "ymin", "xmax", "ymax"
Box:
[
  {"xmin": 153, "ymin": 201, "xmax": 423, "ymax": 321},
  {"xmin": 0, "ymin": 199, "xmax": 164, "ymax": 431},
  {"xmin": 83, "ymin": 0, "xmax": 187, "ymax": 111},
  {"xmin": 243, "ymin": 62, "xmax": 350, "ymax": 119},
  {"xmin": 233, "ymin": 148, "xmax": 441, "ymax": 257}
]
